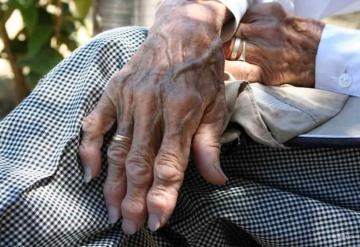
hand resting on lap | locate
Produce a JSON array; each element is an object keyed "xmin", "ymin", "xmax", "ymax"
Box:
[{"xmin": 79, "ymin": 0, "xmax": 229, "ymax": 235}]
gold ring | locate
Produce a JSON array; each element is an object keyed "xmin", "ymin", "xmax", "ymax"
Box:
[
  {"xmin": 230, "ymin": 37, "xmax": 242, "ymax": 60},
  {"xmin": 239, "ymin": 40, "xmax": 246, "ymax": 62},
  {"xmin": 229, "ymin": 38, "xmax": 236, "ymax": 55},
  {"xmin": 112, "ymin": 134, "xmax": 130, "ymax": 142}
]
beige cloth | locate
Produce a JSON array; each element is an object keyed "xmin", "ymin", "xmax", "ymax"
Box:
[{"xmin": 221, "ymin": 73, "xmax": 349, "ymax": 148}]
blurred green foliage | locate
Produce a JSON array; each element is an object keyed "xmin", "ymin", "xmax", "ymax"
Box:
[{"xmin": 0, "ymin": 0, "xmax": 91, "ymax": 89}]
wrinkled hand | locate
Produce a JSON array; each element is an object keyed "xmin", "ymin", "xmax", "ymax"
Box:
[
  {"xmin": 224, "ymin": 3, "xmax": 325, "ymax": 87},
  {"xmin": 80, "ymin": 1, "xmax": 228, "ymax": 235}
]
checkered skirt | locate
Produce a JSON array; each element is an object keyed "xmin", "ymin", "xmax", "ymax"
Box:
[{"xmin": 1, "ymin": 27, "xmax": 360, "ymax": 247}]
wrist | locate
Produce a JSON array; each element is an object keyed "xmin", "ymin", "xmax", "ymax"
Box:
[
  {"xmin": 153, "ymin": 0, "xmax": 229, "ymax": 35},
  {"xmin": 289, "ymin": 17, "xmax": 325, "ymax": 50},
  {"xmin": 288, "ymin": 17, "xmax": 325, "ymax": 87}
]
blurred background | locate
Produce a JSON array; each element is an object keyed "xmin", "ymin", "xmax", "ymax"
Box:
[{"xmin": 0, "ymin": 0, "xmax": 359, "ymax": 119}]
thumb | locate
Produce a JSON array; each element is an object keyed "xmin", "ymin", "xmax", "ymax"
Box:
[
  {"xmin": 225, "ymin": 60, "xmax": 263, "ymax": 82},
  {"xmin": 192, "ymin": 93, "xmax": 228, "ymax": 185}
]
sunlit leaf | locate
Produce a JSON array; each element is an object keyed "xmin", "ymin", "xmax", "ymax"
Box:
[
  {"xmin": 2, "ymin": 0, "xmax": 89, "ymax": 94},
  {"xmin": 73, "ymin": 0, "xmax": 91, "ymax": 18}
]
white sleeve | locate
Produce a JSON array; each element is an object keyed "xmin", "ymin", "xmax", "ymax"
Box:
[
  {"xmin": 292, "ymin": 0, "xmax": 360, "ymax": 20},
  {"xmin": 217, "ymin": 0, "xmax": 252, "ymax": 41},
  {"xmin": 315, "ymin": 25, "xmax": 360, "ymax": 97}
]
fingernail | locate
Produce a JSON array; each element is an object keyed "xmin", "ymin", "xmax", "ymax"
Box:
[
  {"xmin": 108, "ymin": 206, "xmax": 121, "ymax": 224},
  {"xmin": 84, "ymin": 167, "xmax": 93, "ymax": 183},
  {"xmin": 215, "ymin": 162, "xmax": 228, "ymax": 183},
  {"xmin": 148, "ymin": 214, "xmax": 161, "ymax": 232},
  {"xmin": 122, "ymin": 219, "xmax": 138, "ymax": 235}
]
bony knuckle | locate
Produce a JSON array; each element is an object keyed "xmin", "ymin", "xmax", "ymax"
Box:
[
  {"xmin": 155, "ymin": 155, "xmax": 184, "ymax": 184},
  {"xmin": 107, "ymin": 145, "xmax": 127, "ymax": 167},
  {"xmin": 79, "ymin": 143, "xmax": 93, "ymax": 158},
  {"xmin": 122, "ymin": 196, "xmax": 145, "ymax": 217},
  {"xmin": 157, "ymin": 151, "xmax": 180, "ymax": 165},
  {"xmin": 125, "ymin": 157, "xmax": 152, "ymax": 183},
  {"xmin": 147, "ymin": 187, "xmax": 175, "ymax": 211},
  {"xmin": 111, "ymin": 69, "xmax": 130, "ymax": 84},
  {"xmin": 107, "ymin": 152, "xmax": 126, "ymax": 168},
  {"xmin": 103, "ymin": 179, "xmax": 123, "ymax": 197},
  {"xmin": 128, "ymin": 149, "xmax": 154, "ymax": 165},
  {"xmin": 111, "ymin": 71, "xmax": 124, "ymax": 83},
  {"xmin": 82, "ymin": 115, "xmax": 96, "ymax": 133}
]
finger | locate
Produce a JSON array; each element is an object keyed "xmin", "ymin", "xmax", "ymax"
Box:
[
  {"xmin": 104, "ymin": 81, "xmax": 134, "ymax": 224},
  {"xmin": 242, "ymin": 2, "xmax": 287, "ymax": 23},
  {"xmin": 225, "ymin": 60, "xmax": 263, "ymax": 82},
  {"xmin": 236, "ymin": 23, "xmax": 262, "ymax": 39},
  {"xmin": 147, "ymin": 131, "xmax": 191, "ymax": 232},
  {"xmin": 80, "ymin": 94, "xmax": 116, "ymax": 183},
  {"xmin": 121, "ymin": 93, "xmax": 161, "ymax": 235},
  {"xmin": 104, "ymin": 122, "xmax": 132, "ymax": 224},
  {"xmin": 224, "ymin": 31, "xmax": 264, "ymax": 63},
  {"xmin": 192, "ymin": 92, "xmax": 228, "ymax": 185},
  {"xmin": 236, "ymin": 23, "xmax": 282, "ymax": 48},
  {"xmin": 121, "ymin": 131, "xmax": 155, "ymax": 235},
  {"xmin": 146, "ymin": 94, "xmax": 202, "ymax": 232},
  {"xmin": 236, "ymin": 22, "xmax": 288, "ymax": 52}
]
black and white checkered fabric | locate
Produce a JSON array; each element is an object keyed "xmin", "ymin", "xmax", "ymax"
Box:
[{"xmin": 1, "ymin": 27, "xmax": 360, "ymax": 247}]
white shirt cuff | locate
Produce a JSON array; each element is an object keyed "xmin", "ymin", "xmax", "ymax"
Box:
[
  {"xmin": 316, "ymin": 25, "xmax": 360, "ymax": 97},
  {"xmin": 217, "ymin": 0, "xmax": 251, "ymax": 41}
]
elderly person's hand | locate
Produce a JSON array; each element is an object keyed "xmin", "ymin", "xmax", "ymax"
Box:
[
  {"xmin": 79, "ymin": 0, "xmax": 229, "ymax": 235},
  {"xmin": 224, "ymin": 3, "xmax": 325, "ymax": 87}
]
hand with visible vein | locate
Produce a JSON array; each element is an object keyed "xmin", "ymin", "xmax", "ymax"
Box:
[{"xmin": 80, "ymin": 0, "xmax": 229, "ymax": 235}]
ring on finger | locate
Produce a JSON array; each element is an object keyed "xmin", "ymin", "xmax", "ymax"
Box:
[
  {"xmin": 239, "ymin": 40, "xmax": 246, "ymax": 62},
  {"xmin": 112, "ymin": 134, "xmax": 131, "ymax": 143},
  {"xmin": 230, "ymin": 37, "xmax": 242, "ymax": 60}
]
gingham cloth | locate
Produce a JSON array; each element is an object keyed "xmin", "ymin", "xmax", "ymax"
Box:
[{"xmin": 1, "ymin": 27, "xmax": 360, "ymax": 247}]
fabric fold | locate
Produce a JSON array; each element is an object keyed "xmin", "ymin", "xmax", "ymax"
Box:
[{"xmin": 221, "ymin": 73, "xmax": 349, "ymax": 147}]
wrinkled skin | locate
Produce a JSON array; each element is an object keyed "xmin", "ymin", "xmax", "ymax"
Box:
[
  {"xmin": 79, "ymin": 0, "xmax": 229, "ymax": 235},
  {"xmin": 224, "ymin": 3, "xmax": 325, "ymax": 87}
]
